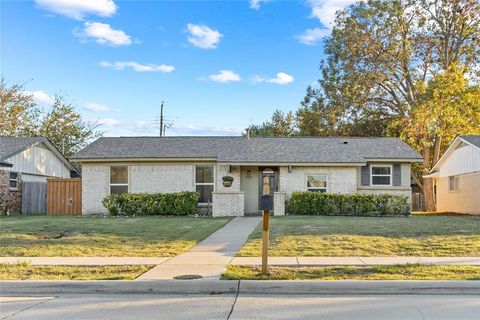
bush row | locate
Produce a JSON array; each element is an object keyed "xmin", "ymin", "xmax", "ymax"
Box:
[
  {"xmin": 102, "ymin": 192, "xmax": 199, "ymax": 216},
  {"xmin": 287, "ymin": 192, "xmax": 410, "ymax": 216}
]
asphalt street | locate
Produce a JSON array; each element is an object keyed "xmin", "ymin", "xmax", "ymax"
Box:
[{"xmin": 1, "ymin": 293, "xmax": 479, "ymax": 320}]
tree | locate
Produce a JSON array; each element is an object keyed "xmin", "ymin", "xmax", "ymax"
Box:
[
  {"xmin": 0, "ymin": 80, "xmax": 40, "ymax": 136},
  {"xmin": 0, "ymin": 80, "xmax": 102, "ymax": 157},
  {"xmin": 299, "ymin": 0, "xmax": 480, "ymax": 210},
  {"xmin": 247, "ymin": 110, "xmax": 296, "ymax": 137}
]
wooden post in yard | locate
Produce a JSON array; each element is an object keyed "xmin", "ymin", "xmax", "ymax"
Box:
[{"xmin": 262, "ymin": 175, "xmax": 270, "ymax": 275}]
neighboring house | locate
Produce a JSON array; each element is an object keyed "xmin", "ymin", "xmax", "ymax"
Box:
[
  {"xmin": 424, "ymin": 135, "xmax": 480, "ymax": 215},
  {"xmin": 71, "ymin": 136, "xmax": 422, "ymax": 216},
  {"xmin": 0, "ymin": 136, "xmax": 78, "ymax": 214}
]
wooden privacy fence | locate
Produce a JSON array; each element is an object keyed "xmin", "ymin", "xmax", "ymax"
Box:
[
  {"xmin": 47, "ymin": 178, "xmax": 81, "ymax": 215},
  {"xmin": 22, "ymin": 181, "xmax": 47, "ymax": 214}
]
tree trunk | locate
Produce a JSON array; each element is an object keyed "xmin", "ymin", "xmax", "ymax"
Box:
[
  {"xmin": 423, "ymin": 177, "xmax": 436, "ymax": 211},
  {"xmin": 421, "ymin": 142, "xmax": 436, "ymax": 211}
]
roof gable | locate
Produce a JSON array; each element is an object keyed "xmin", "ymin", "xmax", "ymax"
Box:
[
  {"xmin": 430, "ymin": 135, "xmax": 480, "ymax": 172},
  {"xmin": 71, "ymin": 136, "xmax": 422, "ymax": 164},
  {"xmin": 0, "ymin": 136, "xmax": 77, "ymax": 172}
]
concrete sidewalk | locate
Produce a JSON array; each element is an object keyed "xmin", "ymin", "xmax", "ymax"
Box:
[
  {"xmin": 231, "ymin": 256, "xmax": 480, "ymax": 266},
  {"xmin": 137, "ymin": 216, "xmax": 261, "ymax": 280}
]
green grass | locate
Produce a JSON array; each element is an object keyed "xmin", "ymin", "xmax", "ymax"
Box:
[
  {"xmin": 0, "ymin": 262, "xmax": 152, "ymax": 280},
  {"xmin": 223, "ymin": 264, "xmax": 480, "ymax": 280},
  {"xmin": 237, "ymin": 215, "xmax": 480, "ymax": 257},
  {"xmin": 0, "ymin": 215, "xmax": 232, "ymax": 257}
]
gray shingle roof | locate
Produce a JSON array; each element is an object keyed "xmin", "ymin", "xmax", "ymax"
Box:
[
  {"xmin": 0, "ymin": 136, "xmax": 47, "ymax": 160},
  {"xmin": 460, "ymin": 135, "xmax": 480, "ymax": 148},
  {"xmin": 71, "ymin": 136, "xmax": 422, "ymax": 163}
]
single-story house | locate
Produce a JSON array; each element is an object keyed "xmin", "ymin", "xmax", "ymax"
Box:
[
  {"xmin": 0, "ymin": 136, "xmax": 78, "ymax": 214},
  {"xmin": 424, "ymin": 135, "xmax": 480, "ymax": 215},
  {"xmin": 71, "ymin": 136, "xmax": 422, "ymax": 216}
]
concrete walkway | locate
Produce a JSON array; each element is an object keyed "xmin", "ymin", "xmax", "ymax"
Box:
[
  {"xmin": 231, "ymin": 256, "xmax": 480, "ymax": 266},
  {"xmin": 137, "ymin": 216, "xmax": 261, "ymax": 280}
]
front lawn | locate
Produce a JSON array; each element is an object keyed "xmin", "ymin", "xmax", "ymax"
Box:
[
  {"xmin": 223, "ymin": 264, "xmax": 480, "ymax": 280},
  {"xmin": 0, "ymin": 262, "xmax": 151, "ymax": 280},
  {"xmin": 237, "ymin": 215, "xmax": 480, "ymax": 257},
  {"xmin": 0, "ymin": 215, "xmax": 231, "ymax": 257}
]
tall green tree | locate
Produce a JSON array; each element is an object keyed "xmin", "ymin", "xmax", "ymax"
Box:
[
  {"xmin": 247, "ymin": 110, "xmax": 296, "ymax": 137},
  {"xmin": 0, "ymin": 80, "xmax": 102, "ymax": 157},
  {"xmin": 298, "ymin": 0, "xmax": 480, "ymax": 210}
]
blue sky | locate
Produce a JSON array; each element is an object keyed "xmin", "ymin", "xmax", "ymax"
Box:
[{"xmin": 1, "ymin": 0, "xmax": 355, "ymax": 136}]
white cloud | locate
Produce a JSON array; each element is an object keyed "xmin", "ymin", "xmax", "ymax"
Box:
[
  {"xmin": 99, "ymin": 61, "xmax": 175, "ymax": 72},
  {"xmin": 74, "ymin": 22, "xmax": 132, "ymax": 47},
  {"xmin": 201, "ymin": 70, "xmax": 241, "ymax": 83},
  {"xmin": 251, "ymin": 72, "xmax": 294, "ymax": 85},
  {"xmin": 97, "ymin": 118, "xmax": 121, "ymax": 127},
  {"xmin": 35, "ymin": 0, "xmax": 117, "ymax": 20},
  {"xmin": 296, "ymin": 28, "xmax": 330, "ymax": 45},
  {"xmin": 83, "ymin": 102, "xmax": 118, "ymax": 112},
  {"xmin": 308, "ymin": 0, "xmax": 356, "ymax": 28},
  {"xmin": 250, "ymin": 0, "xmax": 269, "ymax": 10},
  {"xmin": 25, "ymin": 90, "xmax": 55, "ymax": 106},
  {"xmin": 186, "ymin": 24, "xmax": 222, "ymax": 49}
]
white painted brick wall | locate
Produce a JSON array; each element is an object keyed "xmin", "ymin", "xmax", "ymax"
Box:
[
  {"xmin": 274, "ymin": 192, "xmax": 285, "ymax": 216},
  {"xmin": 212, "ymin": 192, "xmax": 244, "ymax": 217},
  {"xmin": 215, "ymin": 165, "xmax": 241, "ymax": 192},
  {"xmin": 81, "ymin": 165, "xmax": 109, "ymax": 215},
  {"xmin": 130, "ymin": 165, "xmax": 195, "ymax": 193},
  {"xmin": 279, "ymin": 166, "xmax": 357, "ymax": 199}
]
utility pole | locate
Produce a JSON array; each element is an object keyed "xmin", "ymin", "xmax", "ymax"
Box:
[{"xmin": 160, "ymin": 101, "xmax": 164, "ymax": 137}]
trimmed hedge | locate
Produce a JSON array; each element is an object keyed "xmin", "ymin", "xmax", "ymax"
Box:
[
  {"xmin": 102, "ymin": 192, "xmax": 199, "ymax": 216},
  {"xmin": 287, "ymin": 192, "xmax": 410, "ymax": 216}
]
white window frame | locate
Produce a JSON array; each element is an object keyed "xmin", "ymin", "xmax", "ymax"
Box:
[
  {"xmin": 370, "ymin": 164, "xmax": 392, "ymax": 186},
  {"xmin": 195, "ymin": 165, "xmax": 215, "ymax": 204},
  {"xmin": 109, "ymin": 166, "xmax": 129, "ymax": 195},
  {"xmin": 448, "ymin": 175, "xmax": 460, "ymax": 192},
  {"xmin": 306, "ymin": 174, "xmax": 328, "ymax": 193},
  {"xmin": 9, "ymin": 171, "xmax": 18, "ymax": 190}
]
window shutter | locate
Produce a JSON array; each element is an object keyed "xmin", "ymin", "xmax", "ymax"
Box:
[
  {"xmin": 361, "ymin": 165, "xmax": 370, "ymax": 186},
  {"xmin": 393, "ymin": 164, "xmax": 401, "ymax": 186}
]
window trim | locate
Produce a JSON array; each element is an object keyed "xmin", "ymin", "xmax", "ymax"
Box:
[
  {"xmin": 370, "ymin": 164, "xmax": 392, "ymax": 186},
  {"xmin": 9, "ymin": 171, "xmax": 18, "ymax": 190},
  {"xmin": 306, "ymin": 174, "xmax": 328, "ymax": 193},
  {"xmin": 448, "ymin": 175, "xmax": 460, "ymax": 192},
  {"xmin": 195, "ymin": 165, "xmax": 215, "ymax": 204},
  {"xmin": 109, "ymin": 166, "xmax": 129, "ymax": 195}
]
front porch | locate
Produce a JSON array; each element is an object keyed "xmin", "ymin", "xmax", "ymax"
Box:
[{"xmin": 211, "ymin": 165, "xmax": 286, "ymax": 217}]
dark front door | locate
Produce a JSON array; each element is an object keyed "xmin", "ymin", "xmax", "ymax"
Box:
[{"xmin": 258, "ymin": 167, "xmax": 278, "ymax": 210}]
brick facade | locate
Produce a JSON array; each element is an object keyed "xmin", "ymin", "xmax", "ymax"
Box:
[
  {"xmin": 212, "ymin": 192, "xmax": 244, "ymax": 217},
  {"xmin": 0, "ymin": 169, "xmax": 22, "ymax": 214}
]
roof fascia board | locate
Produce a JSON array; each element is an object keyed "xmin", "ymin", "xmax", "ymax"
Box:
[
  {"xmin": 218, "ymin": 162, "xmax": 367, "ymax": 166},
  {"xmin": 74, "ymin": 157, "xmax": 218, "ymax": 163},
  {"xmin": 364, "ymin": 158, "xmax": 423, "ymax": 162}
]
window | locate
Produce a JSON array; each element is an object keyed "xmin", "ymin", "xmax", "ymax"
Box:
[
  {"xmin": 371, "ymin": 165, "xmax": 392, "ymax": 186},
  {"xmin": 195, "ymin": 166, "xmax": 214, "ymax": 203},
  {"xmin": 9, "ymin": 172, "xmax": 18, "ymax": 189},
  {"xmin": 307, "ymin": 175, "xmax": 327, "ymax": 193},
  {"xmin": 448, "ymin": 176, "xmax": 459, "ymax": 192},
  {"xmin": 110, "ymin": 166, "xmax": 128, "ymax": 194}
]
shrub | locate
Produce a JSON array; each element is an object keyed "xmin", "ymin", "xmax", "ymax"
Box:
[
  {"xmin": 102, "ymin": 192, "xmax": 200, "ymax": 216},
  {"xmin": 287, "ymin": 192, "xmax": 410, "ymax": 216}
]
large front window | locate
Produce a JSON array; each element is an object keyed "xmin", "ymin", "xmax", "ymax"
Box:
[
  {"xmin": 371, "ymin": 165, "xmax": 392, "ymax": 186},
  {"xmin": 307, "ymin": 175, "xmax": 327, "ymax": 193},
  {"xmin": 110, "ymin": 166, "xmax": 128, "ymax": 194},
  {"xmin": 195, "ymin": 166, "xmax": 214, "ymax": 203}
]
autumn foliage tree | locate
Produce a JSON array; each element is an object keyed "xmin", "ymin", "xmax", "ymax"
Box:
[{"xmin": 0, "ymin": 80, "xmax": 102, "ymax": 157}]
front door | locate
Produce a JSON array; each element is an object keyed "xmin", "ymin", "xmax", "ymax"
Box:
[
  {"xmin": 241, "ymin": 167, "xmax": 259, "ymax": 214},
  {"xmin": 258, "ymin": 167, "xmax": 278, "ymax": 211}
]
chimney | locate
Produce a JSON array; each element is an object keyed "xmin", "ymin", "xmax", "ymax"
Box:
[{"xmin": 245, "ymin": 128, "xmax": 251, "ymax": 139}]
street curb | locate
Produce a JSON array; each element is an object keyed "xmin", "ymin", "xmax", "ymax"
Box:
[{"xmin": 1, "ymin": 280, "xmax": 480, "ymax": 295}]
